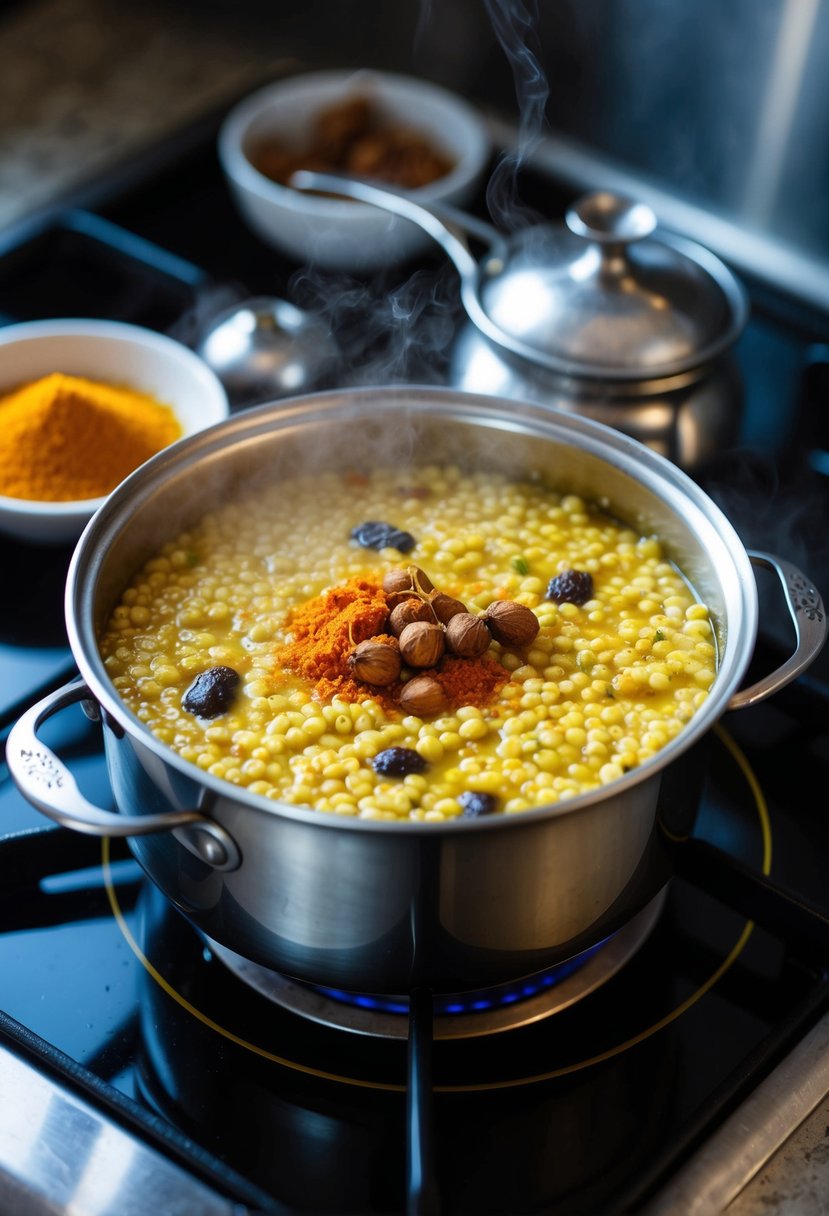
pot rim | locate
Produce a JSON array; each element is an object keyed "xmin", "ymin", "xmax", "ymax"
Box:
[{"xmin": 66, "ymin": 386, "xmax": 758, "ymax": 835}]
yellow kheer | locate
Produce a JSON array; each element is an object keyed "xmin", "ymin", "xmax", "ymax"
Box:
[{"xmin": 98, "ymin": 464, "xmax": 717, "ymax": 822}]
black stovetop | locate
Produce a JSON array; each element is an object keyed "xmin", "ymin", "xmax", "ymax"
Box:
[{"xmin": 1, "ymin": 105, "xmax": 829, "ymax": 1216}]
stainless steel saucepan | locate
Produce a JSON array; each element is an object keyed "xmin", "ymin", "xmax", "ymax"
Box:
[
  {"xmin": 7, "ymin": 389, "xmax": 825, "ymax": 995},
  {"xmin": 293, "ymin": 174, "xmax": 750, "ymax": 469}
]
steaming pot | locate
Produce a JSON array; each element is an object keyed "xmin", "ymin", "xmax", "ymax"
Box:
[
  {"xmin": 7, "ymin": 388, "xmax": 825, "ymax": 998},
  {"xmin": 294, "ymin": 174, "xmax": 749, "ymax": 469}
]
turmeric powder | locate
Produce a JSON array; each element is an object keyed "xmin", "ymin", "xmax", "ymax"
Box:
[
  {"xmin": 0, "ymin": 372, "xmax": 182, "ymax": 501},
  {"xmin": 275, "ymin": 574, "xmax": 509, "ymax": 712},
  {"xmin": 275, "ymin": 577, "xmax": 394, "ymax": 706},
  {"xmin": 434, "ymin": 655, "xmax": 508, "ymax": 710}
]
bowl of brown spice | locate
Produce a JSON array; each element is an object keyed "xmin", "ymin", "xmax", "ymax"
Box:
[
  {"xmin": 0, "ymin": 318, "xmax": 230, "ymax": 545},
  {"xmin": 217, "ymin": 68, "xmax": 490, "ymax": 272}
]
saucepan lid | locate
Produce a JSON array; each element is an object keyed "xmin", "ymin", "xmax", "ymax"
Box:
[{"xmin": 477, "ymin": 191, "xmax": 749, "ymax": 381}]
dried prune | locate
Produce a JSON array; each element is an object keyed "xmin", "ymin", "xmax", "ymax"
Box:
[
  {"xmin": 351, "ymin": 520, "xmax": 416, "ymax": 553},
  {"xmin": 182, "ymin": 666, "xmax": 240, "ymax": 718},
  {"xmin": 546, "ymin": 569, "xmax": 594, "ymax": 605},
  {"xmin": 459, "ymin": 791, "xmax": 499, "ymax": 818},
  {"xmin": 371, "ymin": 747, "xmax": 428, "ymax": 777}
]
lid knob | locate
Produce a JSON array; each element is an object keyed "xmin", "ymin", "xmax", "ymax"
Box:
[{"xmin": 566, "ymin": 192, "xmax": 657, "ymax": 245}]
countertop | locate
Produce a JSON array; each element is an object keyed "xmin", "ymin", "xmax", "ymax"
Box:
[
  {"xmin": 0, "ymin": 0, "xmax": 287, "ymax": 232},
  {"xmin": 0, "ymin": 1, "xmax": 828, "ymax": 1212}
]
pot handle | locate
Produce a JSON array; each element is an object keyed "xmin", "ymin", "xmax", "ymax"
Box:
[
  {"xmin": 6, "ymin": 676, "xmax": 241, "ymax": 871},
  {"xmin": 727, "ymin": 551, "xmax": 826, "ymax": 711}
]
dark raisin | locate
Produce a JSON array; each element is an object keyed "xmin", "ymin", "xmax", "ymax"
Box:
[
  {"xmin": 351, "ymin": 520, "xmax": 416, "ymax": 553},
  {"xmin": 371, "ymin": 747, "xmax": 428, "ymax": 777},
  {"xmin": 546, "ymin": 569, "xmax": 594, "ymax": 605},
  {"xmin": 459, "ymin": 791, "xmax": 499, "ymax": 818},
  {"xmin": 182, "ymin": 666, "xmax": 241, "ymax": 718}
]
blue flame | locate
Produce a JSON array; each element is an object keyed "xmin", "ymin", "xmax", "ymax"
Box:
[{"xmin": 313, "ymin": 935, "xmax": 612, "ymax": 1017}]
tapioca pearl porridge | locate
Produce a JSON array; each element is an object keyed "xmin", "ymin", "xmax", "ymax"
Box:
[{"xmin": 98, "ymin": 464, "xmax": 717, "ymax": 821}]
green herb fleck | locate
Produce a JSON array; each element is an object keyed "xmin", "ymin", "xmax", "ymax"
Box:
[
  {"xmin": 186, "ymin": 551, "xmax": 200, "ymax": 567},
  {"xmin": 606, "ymin": 686, "xmax": 615, "ymax": 698},
  {"xmin": 512, "ymin": 556, "xmax": 530, "ymax": 576},
  {"xmin": 654, "ymin": 628, "xmax": 665, "ymax": 642}
]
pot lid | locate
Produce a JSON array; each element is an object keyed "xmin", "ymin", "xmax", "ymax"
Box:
[{"xmin": 476, "ymin": 192, "xmax": 749, "ymax": 380}]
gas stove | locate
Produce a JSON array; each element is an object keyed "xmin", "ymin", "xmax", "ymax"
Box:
[{"xmin": 1, "ymin": 101, "xmax": 829, "ymax": 1216}]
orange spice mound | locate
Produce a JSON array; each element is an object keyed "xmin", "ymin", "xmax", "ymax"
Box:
[
  {"xmin": 435, "ymin": 654, "xmax": 509, "ymax": 710},
  {"xmin": 0, "ymin": 372, "xmax": 181, "ymax": 501},
  {"xmin": 275, "ymin": 575, "xmax": 510, "ymax": 714},
  {"xmin": 274, "ymin": 576, "xmax": 395, "ymax": 705}
]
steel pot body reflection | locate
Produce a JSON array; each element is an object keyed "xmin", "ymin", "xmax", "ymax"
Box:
[
  {"xmin": 448, "ymin": 326, "xmax": 745, "ymax": 469},
  {"xmin": 7, "ymin": 388, "xmax": 825, "ymax": 995}
]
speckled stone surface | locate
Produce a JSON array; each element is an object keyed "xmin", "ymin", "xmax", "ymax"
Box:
[
  {"xmin": 726, "ymin": 1098, "xmax": 829, "ymax": 1215},
  {"xmin": 0, "ymin": 0, "xmax": 287, "ymax": 229}
]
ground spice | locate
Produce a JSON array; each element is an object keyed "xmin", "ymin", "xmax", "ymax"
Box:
[
  {"xmin": 435, "ymin": 655, "xmax": 509, "ymax": 711},
  {"xmin": 0, "ymin": 372, "xmax": 182, "ymax": 501},
  {"xmin": 275, "ymin": 577, "xmax": 393, "ymax": 704},
  {"xmin": 275, "ymin": 574, "xmax": 509, "ymax": 713}
]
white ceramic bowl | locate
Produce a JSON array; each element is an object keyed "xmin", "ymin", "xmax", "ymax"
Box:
[
  {"xmin": 0, "ymin": 319, "xmax": 230, "ymax": 545},
  {"xmin": 218, "ymin": 68, "xmax": 491, "ymax": 273}
]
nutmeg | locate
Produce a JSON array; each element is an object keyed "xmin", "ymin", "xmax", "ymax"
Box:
[
  {"xmin": 445, "ymin": 612, "xmax": 491, "ymax": 658},
  {"xmin": 389, "ymin": 597, "xmax": 434, "ymax": 637},
  {"xmin": 484, "ymin": 600, "xmax": 540, "ymax": 648},
  {"xmin": 348, "ymin": 637, "xmax": 401, "ymax": 686},
  {"xmin": 429, "ymin": 591, "xmax": 467, "ymax": 624},
  {"xmin": 383, "ymin": 565, "xmax": 434, "ymax": 598},
  {"xmin": 398, "ymin": 620, "xmax": 445, "ymax": 668},
  {"xmin": 399, "ymin": 674, "xmax": 448, "ymax": 717}
]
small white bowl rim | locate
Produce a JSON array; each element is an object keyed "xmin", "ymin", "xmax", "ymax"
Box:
[
  {"xmin": 0, "ymin": 318, "xmax": 229, "ymax": 518},
  {"xmin": 0, "ymin": 492, "xmax": 107, "ymax": 515},
  {"xmin": 219, "ymin": 68, "xmax": 490, "ymax": 220},
  {"xmin": 0, "ymin": 317, "xmax": 225, "ymax": 365}
]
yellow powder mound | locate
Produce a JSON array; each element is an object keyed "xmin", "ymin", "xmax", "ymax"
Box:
[{"xmin": 0, "ymin": 371, "xmax": 183, "ymax": 501}]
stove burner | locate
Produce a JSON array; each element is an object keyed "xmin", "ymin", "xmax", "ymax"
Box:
[{"xmin": 207, "ymin": 890, "xmax": 666, "ymax": 1039}]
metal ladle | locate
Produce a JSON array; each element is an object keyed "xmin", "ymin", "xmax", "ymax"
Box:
[{"xmin": 196, "ymin": 295, "xmax": 341, "ymax": 406}]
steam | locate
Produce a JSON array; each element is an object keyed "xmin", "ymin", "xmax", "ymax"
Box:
[
  {"xmin": 171, "ymin": 2, "xmax": 556, "ymax": 397},
  {"xmin": 483, "ymin": 0, "xmax": 550, "ymax": 232},
  {"xmin": 289, "ymin": 263, "xmax": 460, "ymax": 388},
  {"xmin": 281, "ymin": 0, "xmax": 553, "ymax": 385}
]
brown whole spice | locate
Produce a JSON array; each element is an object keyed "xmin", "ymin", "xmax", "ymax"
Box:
[
  {"xmin": 484, "ymin": 600, "xmax": 540, "ymax": 648},
  {"xmin": 399, "ymin": 674, "xmax": 448, "ymax": 717},
  {"xmin": 383, "ymin": 565, "xmax": 434, "ymax": 597},
  {"xmin": 430, "ymin": 591, "xmax": 467, "ymax": 625},
  {"xmin": 389, "ymin": 597, "xmax": 434, "ymax": 637},
  {"xmin": 398, "ymin": 620, "xmax": 445, "ymax": 668},
  {"xmin": 348, "ymin": 637, "xmax": 401, "ymax": 686},
  {"xmin": 445, "ymin": 612, "xmax": 491, "ymax": 659}
]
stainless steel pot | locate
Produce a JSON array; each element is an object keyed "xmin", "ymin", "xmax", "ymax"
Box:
[
  {"xmin": 293, "ymin": 175, "xmax": 749, "ymax": 469},
  {"xmin": 7, "ymin": 389, "xmax": 825, "ymax": 996}
]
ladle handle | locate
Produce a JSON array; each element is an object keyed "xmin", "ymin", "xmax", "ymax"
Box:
[
  {"xmin": 7, "ymin": 676, "xmax": 241, "ymax": 871},
  {"xmin": 290, "ymin": 170, "xmax": 493, "ymax": 283}
]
